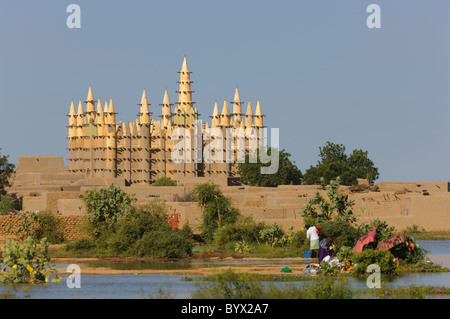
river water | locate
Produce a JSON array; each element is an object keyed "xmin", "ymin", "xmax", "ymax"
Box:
[{"xmin": 0, "ymin": 240, "xmax": 449, "ymax": 299}]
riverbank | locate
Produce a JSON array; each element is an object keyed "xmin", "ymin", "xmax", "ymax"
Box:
[{"xmin": 53, "ymin": 256, "xmax": 310, "ymax": 275}]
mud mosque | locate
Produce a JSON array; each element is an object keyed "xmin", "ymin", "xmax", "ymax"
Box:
[{"xmin": 67, "ymin": 56, "xmax": 266, "ymax": 185}]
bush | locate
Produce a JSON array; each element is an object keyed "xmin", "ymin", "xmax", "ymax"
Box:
[
  {"xmin": 4, "ymin": 211, "xmax": 66, "ymax": 244},
  {"xmin": 79, "ymin": 184, "xmax": 136, "ymax": 237},
  {"xmin": 319, "ymin": 220, "xmax": 360, "ymax": 251},
  {"xmin": 153, "ymin": 177, "xmax": 177, "ymax": 186},
  {"xmin": 290, "ymin": 229, "xmax": 310, "ymax": 252},
  {"xmin": 259, "ymin": 223, "xmax": 291, "ymax": 248},
  {"xmin": 351, "ymin": 249, "xmax": 400, "ymax": 276},
  {"xmin": 32, "ymin": 211, "xmax": 65, "ymax": 244},
  {"xmin": 64, "ymin": 237, "xmax": 96, "ymax": 254},
  {"xmin": 0, "ymin": 195, "xmax": 15, "ymax": 215},
  {"xmin": 131, "ymin": 227, "xmax": 194, "ymax": 258},
  {"xmin": 214, "ymin": 216, "xmax": 266, "ymax": 248},
  {"xmin": 106, "ymin": 202, "xmax": 195, "ymax": 258},
  {"xmin": 0, "ymin": 237, "xmax": 61, "ymax": 284}
]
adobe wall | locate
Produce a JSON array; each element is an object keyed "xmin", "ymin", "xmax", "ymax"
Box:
[
  {"xmin": 0, "ymin": 215, "xmax": 88, "ymax": 241},
  {"xmin": 6, "ymin": 178, "xmax": 450, "ymax": 237},
  {"xmin": 16, "ymin": 156, "xmax": 67, "ymax": 173}
]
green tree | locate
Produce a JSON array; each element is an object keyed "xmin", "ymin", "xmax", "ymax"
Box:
[
  {"xmin": 237, "ymin": 148, "xmax": 302, "ymax": 187},
  {"xmin": 193, "ymin": 183, "xmax": 240, "ymax": 242},
  {"xmin": 303, "ymin": 142, "xmax": 379, "ymax": 186},
  {"xmin": 79, "ymin": 184, "xmax": 136, "ymax": 237},
  {"xmin": 0, "ymin": 149, "xmax": 15, "ymax": 196},
  {"xmin": 301, "ymin": 178, "xmax": 356, "ymax": 224}
]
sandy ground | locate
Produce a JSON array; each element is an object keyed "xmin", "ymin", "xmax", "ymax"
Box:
[{"xmin": 53, "ymin": 257, "xmax": 311, "ymax": 276}]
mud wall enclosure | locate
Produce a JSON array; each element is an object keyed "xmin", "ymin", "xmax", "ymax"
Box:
[{"xmin": 6, "ymin": 156, "xmax": 450, "ymax": 240}]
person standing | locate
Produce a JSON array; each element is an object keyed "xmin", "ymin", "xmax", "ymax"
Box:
[{"xmin": 306, "ymin": 224, "xmax": 320, "ymax": 258}]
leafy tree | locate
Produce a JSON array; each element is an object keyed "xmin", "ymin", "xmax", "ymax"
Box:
[
  {"xmin": 301, "ymin": 177, "xmax": 356, "ymax": 224},
  {"xmin": 0, "ymin": 149, "xmax": 15, "ymax": 196},
  {"xmin": 0, "ymin": 194, "xmax": 15, "ymax": 215},
  {"xmin": 303, "ymin": 142, "xmax": 379, "ymax": 186},
  {"xmin": 193, "ymin": 183, "xmax": 240, "ymax": 242},
  {"xmin": 79, "ymin": 184, "xmax": 136, "ymax": 237},
  {"xmin": 237, "ymin": 148, "xmax": 303, "ymax": 187}
]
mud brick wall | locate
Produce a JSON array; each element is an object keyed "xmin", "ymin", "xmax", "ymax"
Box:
[{"xmin": 0, "ymin": 214, "xmax": 88, "ymax": 241}]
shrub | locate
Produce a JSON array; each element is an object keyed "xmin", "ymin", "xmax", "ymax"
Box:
[
  {"xmin": 131, "ymin": 226, "xmax": 194, "ymax": 258},
  {"xmin": 259, "ymin": 223, "xmax": 292, "ymax": 248},
  {"xmin": 290, "ymin": 229, "xmax": 310, "ymax": 252},
  {"xmin": 0, "ymin": 237, "xmax": 61, "ymax": 284},
  {"xmin": 351, "ymin": 249, "xmax": 400, "ymax": 276},
  {"xmin": 153, "ymin": 177, "xmax": 177, "ymax": 186},
  {"xmin": 0, "ymin": 195, "xmax": 15, "ymax": 215},
  {"xmin": 301, "ymin": 178, "xmax": 356, "ymax": 224},
  {"xmin": 64, "ymin": 237, "xmax": 96, "ymax": 254},
  {"xmin": 32, "ymin": 211, "xmax": 65, "ymax": 244},
  {"xmin": 106, "ymin": 202, "xmax": 195, "ymax": 258},
  {"xmin": 4, "ymin": 211, "xmax": 65, "ymax": 243},
  {"xmin": 79, "ymin": 184, "xmax": 136, "ymax": 237},
  {"xmin": 214, "ymin": 216, "xmax": 265, "ymax": 248},
  {"xmin": 319, "ymin": 220, "xmax": 360, "ymax": 251}
]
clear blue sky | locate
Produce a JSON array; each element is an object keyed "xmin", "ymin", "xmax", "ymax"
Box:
[{"xmin": 1, "ymin": 1, "xmax": 449, "ymax": 182}]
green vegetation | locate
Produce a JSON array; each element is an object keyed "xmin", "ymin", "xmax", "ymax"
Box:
[
  {"xmin": 301, "ymin": 177, "xmax": 357, "ymax": 224},
  {"xmin": 152, "ymin": 176, "xmax": 177, "ymax": 186},
  {"xmin": 0, "ymin": 194, "xmax": 16, "ymax": 215},
  {"xmin": 237, "ymin": 148, "xmax": 302, "ymax": 187},
  {"xmin": 351, "ymin": 249, "xmax": 401, "ymax": 276},
  {"xmin": 404, "ymin": 224, "xmax": 450, "ymax": 240},
  {"xmin": 303, "ymin": 141, "xmax": 379, "ymax": 186},
  {"xmin": 4, "ymin": 211, "xmax": 65, "ymax": 244},
  {"xmin": 193, "ymin": 183, "xmax": 240, "ymax": 242},
  {"xmin": 0, "ymin": 149, "xmax": 15, "ymax": 196},
  {"xmin": 0, "ymin": 237, "xmax": 61, "ymax": 284},
  {"xmin": 79, "ymin": 184, "xmax": 136, "ymax": 237},
  {"xmin": 65, "ymin": 201, "xmax": 195, "ymax": 258},
  {"xmin": 190, "ymin": 269, "xmax": 353, "ymax": 299},
  {"xmin": 185, "ymin": 269, "xmax": 450, "ymax": 299}
]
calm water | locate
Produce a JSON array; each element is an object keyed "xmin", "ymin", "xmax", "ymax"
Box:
[{"xmin": 1, "ymin": 240, "xmax": 449, "ymax": 299}]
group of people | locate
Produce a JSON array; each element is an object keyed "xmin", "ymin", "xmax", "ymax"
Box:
[{"xmin": 305, "ymin": 224, "xmax": 333, "ymax": 263}]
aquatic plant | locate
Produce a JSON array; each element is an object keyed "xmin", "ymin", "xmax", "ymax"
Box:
[{"xmin": 0, "ymin": 237, "xmax": 61, "ymax": 284}]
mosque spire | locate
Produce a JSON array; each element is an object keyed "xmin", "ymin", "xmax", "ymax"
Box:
[
  {"xmin": 138, "ymin": 89, "xmax": 151, "ymax": 124},
  {"xmin": 231, "ymin": 87, "xmax": 243, "ymax": 124},
  {"xmin": 176, "ymin": 55, "xmax": 195, "ymax": 113},
  {"xmin": 159, "ymin": 88, "xmax": 173, "ymax": 128},
  {"xmin": 84, "ymin": 85, "xmax": 96, "ymax": 122},
  {"xmin": 219, "ymin": 99, "xmax": 230, "ymax": 127}
]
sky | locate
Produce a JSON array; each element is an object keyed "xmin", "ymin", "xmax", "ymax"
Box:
[{"xmin": 0, "ymin": 0, "xmax": 449, "ymax": 182}]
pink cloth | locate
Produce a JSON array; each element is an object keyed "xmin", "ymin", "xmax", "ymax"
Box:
[{"xmin": 352, "ymin": 227, "xmax": 377, "ymax": 253}]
